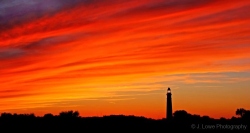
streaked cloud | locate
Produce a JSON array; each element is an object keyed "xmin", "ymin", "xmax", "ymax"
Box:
[{"xmin": 0, "ymin": 0, "xmax": 250, "ymax": 119}]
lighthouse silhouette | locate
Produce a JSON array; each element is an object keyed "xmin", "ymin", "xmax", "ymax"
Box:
[{"xmin": 166, "ymin": 87, "xmax": 173, "ymax": 119}]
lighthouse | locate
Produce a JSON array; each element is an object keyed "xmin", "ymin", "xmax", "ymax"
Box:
[{"xmin": 166, "ymin": 87, "xmax": 173, "ymax": 119}]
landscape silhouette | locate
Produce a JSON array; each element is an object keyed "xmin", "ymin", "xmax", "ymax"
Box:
[{"xmin": 0, "ymin": 105, "xmax": 249, "ymax": 132}]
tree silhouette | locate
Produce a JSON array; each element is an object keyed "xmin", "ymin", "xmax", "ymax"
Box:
[
  {"xmin": 44, "ymin": 113, "xmax": 54, "ymax": 118},
  {"xmin": 243, "ymin": 110, "xmax": 250, "ymax": 120},
  {"xmin": 1, "ymin": 112, "xmax": 12, "ymax": 119},
  {"xmin": 173, "ymin": 110, "xmax": 188, "ymax": 116},
  {"xmin": 236, "ymin": 108, "xmax": 246, "ymax": 118},
  {"xmin": 173, "ymin": 110, "xmax": 191, "ymax": 120},
  {"xmin": 59, "ymin": 110, "xmax": 79, "ymax": 118}
]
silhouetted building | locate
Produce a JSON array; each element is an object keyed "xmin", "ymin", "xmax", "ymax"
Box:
[{"xmin": 166, "ymin": 87, "xmax": 173, "ymax": 119}]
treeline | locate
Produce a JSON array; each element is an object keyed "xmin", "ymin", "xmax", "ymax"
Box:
[{"xmin": 0, "ymin": 109, "xmax": 249, "ymax": 132}]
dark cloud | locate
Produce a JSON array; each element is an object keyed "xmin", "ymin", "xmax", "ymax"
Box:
[
  {"xmin": 21, "ymin": 35, "xmax": 75, "ymax": 50},
  {"xmin": 16, "ymin": 31, "xmax": 89, "ymax": 54},
  {"xmin": 0, "ymin": 48, "xmax": 25, "ymax": 59},
  {"xmin": 0, "ymin": 89, "xmax": 23, "ymax": 93},
  {"xmin": 3, "ymin": 67, "xmax": 47, "ymax": 75},
  {"xmin": 110, "ymin": 0, "xmax": 214, "ymax": 18},
  {"xmin": 173, "ymin": 4, "xmax": 250, "ymax": 27},
  {"xmin": 0, "ymin": 0, "xmax": 89, "ymax": 30},
  {"xmin": 0, "ymin": 93, "xmax": 36, "ymax": 99}
]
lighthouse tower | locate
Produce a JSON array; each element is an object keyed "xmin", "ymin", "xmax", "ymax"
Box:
[{"xmin": 166, "ymin": 87, "xmax": 173, "ymax": 119}]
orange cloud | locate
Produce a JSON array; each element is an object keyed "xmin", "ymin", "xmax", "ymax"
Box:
[{"xmin": 0, "ymin": 0, "xmax": 250, "ymax": 119}]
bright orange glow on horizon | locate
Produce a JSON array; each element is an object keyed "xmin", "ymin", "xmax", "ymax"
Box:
[{"xmin": 0, "ymin": 0, "xmax": 250, "ymax": 119}]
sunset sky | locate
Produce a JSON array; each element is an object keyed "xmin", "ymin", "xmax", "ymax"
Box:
[{"xmin": 0, "ymin": 0, "xmax": 250, "ymax": 119}]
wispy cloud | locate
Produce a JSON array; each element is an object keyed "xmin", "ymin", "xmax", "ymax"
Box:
[{"xmin": 0, "ymin": 0, "xmax": 250, "ymax": 118}]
